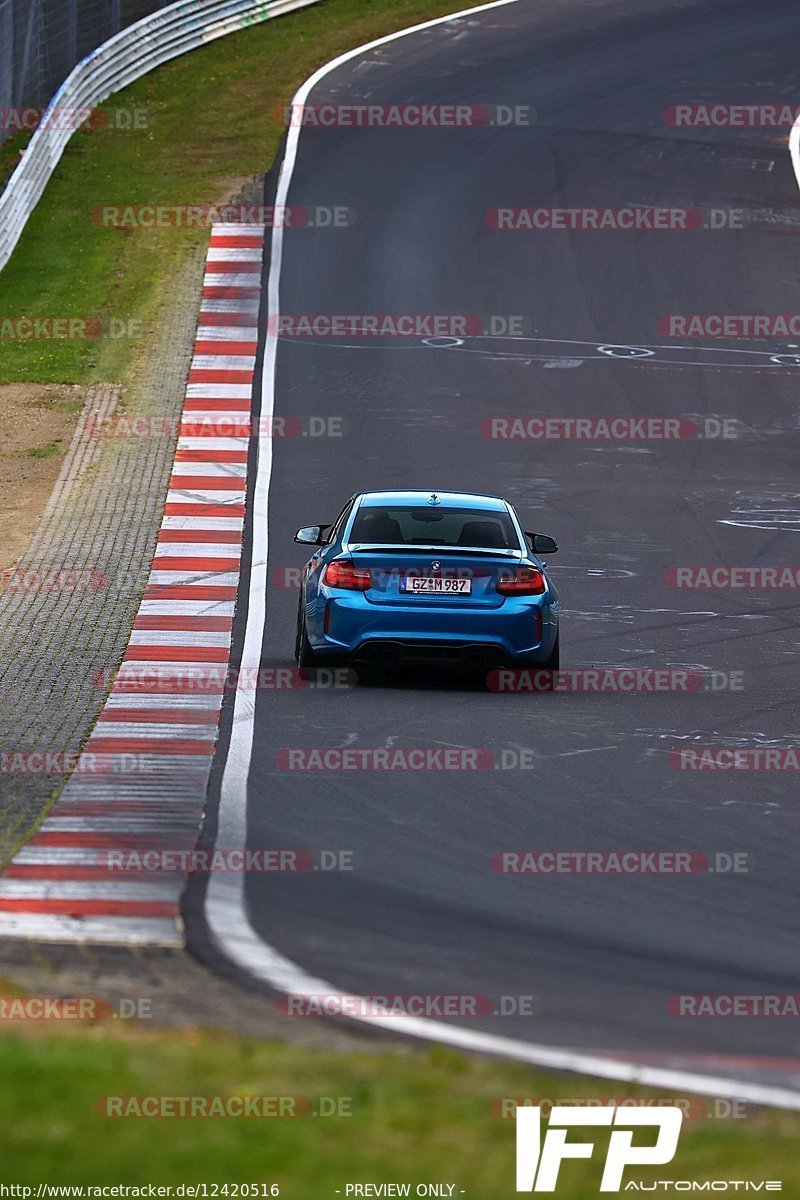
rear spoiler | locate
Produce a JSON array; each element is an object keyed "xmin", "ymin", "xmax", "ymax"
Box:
[{"xmin": 346, "ymin": 543, "xmax": 522, "ymax": 557}]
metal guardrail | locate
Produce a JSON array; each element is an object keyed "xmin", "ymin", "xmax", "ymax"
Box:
[{"xmin": 0, "ymin": 0, "xmax": 319, "ymax": 273}]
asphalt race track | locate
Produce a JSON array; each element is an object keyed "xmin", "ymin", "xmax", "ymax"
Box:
[{"xmin": 188, "ymin": 0, "xmax": 800, "ymax": 1094}]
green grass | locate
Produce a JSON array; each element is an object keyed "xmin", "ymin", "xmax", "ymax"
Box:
[
  {"xmin": 1, "ymin": 1021, "xmax": 798, "ymax": 1194},
  {"xmin": 0, "ymin": 0, "xmax": 474, "ymax": 385},
  {"xmin": 26, "ymin": 441, "xmax": 64, "ymax": 458}
]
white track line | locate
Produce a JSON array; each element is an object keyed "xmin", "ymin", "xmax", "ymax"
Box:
[
  {"xmin": 205, "ymin": 0, "xmax": 800, "ymax": 1111},
  {"xmin": 790, "ymin": 113, "xmax": 800, "ymax": 192}
]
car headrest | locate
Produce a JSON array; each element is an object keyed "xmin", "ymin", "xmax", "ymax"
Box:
[
  {"xmin": 457, "ymin": 520, "xmax": 507, "ymax": 548},
  {"xmin": 353, "ymin": 512, "xmax": 404, "ymax": 543}
]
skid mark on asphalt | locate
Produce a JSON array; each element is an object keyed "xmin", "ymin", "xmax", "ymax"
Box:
[{"xmin": 269, "ymin": 333, "xmax": 800, "ymax": 372}]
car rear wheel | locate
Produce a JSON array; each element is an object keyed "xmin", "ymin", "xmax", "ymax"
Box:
[
  {"xmin": 543, "ymin": 631, "xmax": 560, "ymax": 671},
  {"xmin": 295, "ymin": 601, "xmax": 317, "ymax": 670},
  {"xmin": 500, "ymin": 632, "xmax": 560, "ymax": 691}
]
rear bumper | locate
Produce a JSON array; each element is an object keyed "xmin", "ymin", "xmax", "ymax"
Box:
[
  {"xmin": 350, "ymin": 640, "xmax": 514, "ymax": 669},
  {"xmin": 309, "ymin": 593, "xmax": 557, "ymax": 663}
]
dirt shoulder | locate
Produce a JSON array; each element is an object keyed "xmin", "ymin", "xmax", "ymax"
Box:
[{"xmin": 0, "ymin": 384, "xmax": 84, "ymax": 573}]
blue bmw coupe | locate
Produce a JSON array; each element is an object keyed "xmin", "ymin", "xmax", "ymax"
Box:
[{"xmin": 293, "ymin": 489, "xmax": 559, "ymax": 673}]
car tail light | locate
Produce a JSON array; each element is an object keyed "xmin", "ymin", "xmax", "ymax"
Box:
[
  {"xmin": 323, "ymin": 559, "xmax": 372, "ymax": 591},
  {"xmin": 497, "ymin": 567, "xmax": 546, "ymax": 595}
]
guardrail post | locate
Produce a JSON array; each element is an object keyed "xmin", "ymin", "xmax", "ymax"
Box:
[
  {"xmin": 66, "ymin": 0, "xmax": 78, "ymax": 69},
  {"xmin": 0, "ymin": 0, "xmax": 13, "ymax": 120}
]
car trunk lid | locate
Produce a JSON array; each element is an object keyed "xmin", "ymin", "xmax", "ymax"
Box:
[{"xmin": 345, "ymin": 544, "xmax": 524, "ymax": 608}]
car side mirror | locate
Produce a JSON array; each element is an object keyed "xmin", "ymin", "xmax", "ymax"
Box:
[
  {"xmin": 294, "ymin": 525, "xmax": 329, "ymax": 546},
  {"xmin": 526, "ymin": 532, "xmax": 558, "ymax": 555}
]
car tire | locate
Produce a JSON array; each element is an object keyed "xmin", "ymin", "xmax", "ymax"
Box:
[
  {"xmin": 295, "ymin": 601, "xmax": 317, "ymax": 671},
  {"xmin": 543, "ymin": 631, "xmax": 560, "ymax": 671},
  {"xmin": 500, "ymin": 633, "xmax": 560, "ymax": 692}
]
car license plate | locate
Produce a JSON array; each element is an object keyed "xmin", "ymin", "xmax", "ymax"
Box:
[{"xmin": 401, "ymin": 576, "xmax": 472, "ymax": 594}]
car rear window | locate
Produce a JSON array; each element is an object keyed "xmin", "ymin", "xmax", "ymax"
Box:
[{"xmin": 349, "ymin": 506, "xmax": 518, "ymax": 549}]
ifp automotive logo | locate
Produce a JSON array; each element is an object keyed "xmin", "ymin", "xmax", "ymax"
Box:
[{"xmin": 515, "ymin": 1104, "xmax": 683, "ymax": 1192}]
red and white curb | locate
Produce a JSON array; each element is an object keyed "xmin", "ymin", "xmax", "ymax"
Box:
[{"xmin": 0, "ymin": 224, "xmax": 263, "ymax": 945}]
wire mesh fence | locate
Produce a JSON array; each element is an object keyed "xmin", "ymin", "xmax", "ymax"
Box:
[
  {"xmin": 0, "ymin": 0, "xmax": 319, "ymax": 271},
  {"xmin": 0, "ymin": 0, "xmax": 172, "ymax": 144}
]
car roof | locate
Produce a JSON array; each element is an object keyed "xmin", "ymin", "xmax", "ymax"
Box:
[{"xmin": 356, "ymin": 490, "xmax": 509, "ymax": 512}]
